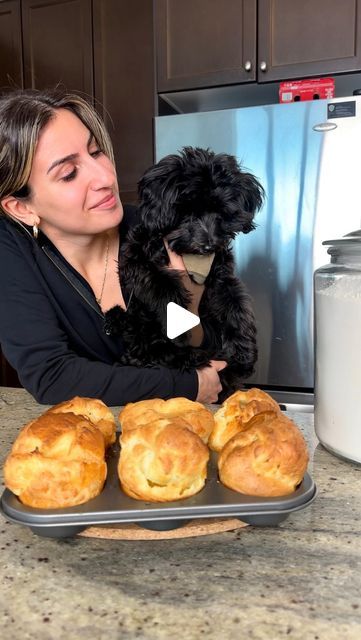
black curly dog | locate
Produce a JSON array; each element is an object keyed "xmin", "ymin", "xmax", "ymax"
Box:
[{"xmin": 104, "ymin": 147, "xmax": 264, "ymax": 399}]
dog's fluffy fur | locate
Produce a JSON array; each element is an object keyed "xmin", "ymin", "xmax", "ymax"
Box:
[{"xmin": 104, "ymin": 147, "xmax": 264, "ymax": 398}]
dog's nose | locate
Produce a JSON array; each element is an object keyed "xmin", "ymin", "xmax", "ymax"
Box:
[{"xmin": 203, "ymin": 245, "xmax": 213, "ymax": 253}]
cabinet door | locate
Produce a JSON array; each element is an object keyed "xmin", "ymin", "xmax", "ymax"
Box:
[
  {"xmin": 258, "ymin": 0, "xmax": 361, "ymax": 82},
  {"xmin": 93, "ymin": 0, "xmax": 155, "ymax": 202},
  {"xmin": 155, "ymin": 0, "xmax": 256, "ymax": 91},
  {"xmin": 21, "ymin": 0, "xmax": 93, "ymax": 94},
  {"xmin": 0, "ymin": 0, "xmax": 23, "ymax": 89}
]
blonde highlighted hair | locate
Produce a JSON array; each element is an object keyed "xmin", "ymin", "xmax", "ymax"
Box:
[{"xmin": 0, "ymin": 88, "xmax": 114, "ymax": 213}]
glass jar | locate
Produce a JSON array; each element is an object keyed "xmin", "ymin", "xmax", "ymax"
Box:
[{"xmin": 314, "ymin": 230, "xmax": 361, "ymax": 463}]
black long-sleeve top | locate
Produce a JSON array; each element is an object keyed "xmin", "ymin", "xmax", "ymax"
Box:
[{"xmin": 0, "ymin": 205, "xmax": 198, "ymax": 405}]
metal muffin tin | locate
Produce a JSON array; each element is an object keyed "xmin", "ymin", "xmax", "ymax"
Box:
[{"xmin": 0, "ymin": 442, "xmax": 317, "ymax": 538}]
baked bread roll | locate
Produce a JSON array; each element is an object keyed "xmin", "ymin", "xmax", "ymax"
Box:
[
  {"xmin": 48, "ymin": 396, "xmax": 116, "ymax": 447},
  {"xmin": 118, "ymin": 417, "xmax": 209, "ymax": 502},
  {"xmin": 218, "ymin": 411, "xmax": 309, "ymax": 497},
  {"xmin": 209, "ymin": 388, "xmax": 280, "ymax": 452},
  {"xmin": 4, "ymin": 412, "xmax": 107, "ymax": 509},
  {"xmin": 119, "ymin": 397, "xmax": 214, "ymax": 444}
]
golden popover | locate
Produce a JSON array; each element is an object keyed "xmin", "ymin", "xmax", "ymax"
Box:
[
  {"xmin": 119, "ymin": 397, "xmax": 214, "ymax": 443},
  {"xmin": 4, "ymin": 412, "xmax": 107, "ymax": 509},
  {"xmin": 209, "ymin": 388, "xmax": 280, "ymax": 452},
  {"xmin": 48, "ymin": 396, "xmax": 116, "ymax": 447},
  {"xmin": 118, "ymin": 417, "xmax": 209, "ymax": 502},
  {"xmin": 218, "ymin": 410, "xmax": 309, "ymax": 497}
]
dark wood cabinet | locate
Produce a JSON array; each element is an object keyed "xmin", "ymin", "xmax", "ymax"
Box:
[
  {"xmin": 258, "ymin": 0, "xmax": 361, "ymax": 82},
  {"xmin": 156, "ymin": 0, "xmax": 361, "ymax": 91},
  {"xmin": 93, "ymin": 0, "xmax": 155, "ymax": 202},
  {"xmin": 0, "ymin": 0, "xmax": 154, "ymax": 201},
  {"xmin": 0, "ymin": 0, "xmax": 94, "ymax": 95},
  {"xmin": 155, "ymin": 0, "xmax": 257, "ymax": 91},
  {"xmin": 0, "ymin": 0, "xmax": 23, "ymax": 89},
  {"xmin": 21, "ymin": 0, "xmax": 93, "ymax": 94}
]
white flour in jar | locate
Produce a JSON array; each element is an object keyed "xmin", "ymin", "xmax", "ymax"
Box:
[{"xmin": 315, "ymin": 275, "xmax": 361, "ymax": 463}]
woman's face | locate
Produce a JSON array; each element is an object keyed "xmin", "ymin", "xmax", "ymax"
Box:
[{"xmin": 26, "ymin": 108, "xmax": 123, "ymax": 239}]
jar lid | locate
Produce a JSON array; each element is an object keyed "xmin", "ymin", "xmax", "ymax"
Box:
[{"xmin": 323, "ymin": 229, "xmax": 361, "ymax": 246}]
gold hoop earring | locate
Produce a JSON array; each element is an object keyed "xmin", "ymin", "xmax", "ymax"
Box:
[{"xmin": 33, "ymin": 223, "xmax": 38, "ymax": 239}]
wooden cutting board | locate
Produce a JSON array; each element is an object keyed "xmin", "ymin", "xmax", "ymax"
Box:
[{"xmin": 77, "ymin": 518, "xmax": 248, "ymax": 540}]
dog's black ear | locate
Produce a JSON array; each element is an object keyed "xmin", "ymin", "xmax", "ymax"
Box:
[
  {"xmin": 138, "ymin": 154, "xmax": 185, "ymax": 233},
  {"xmin": 210, "ymin": 152, "xmax": 265, "ymax": 233},
  {"xmin": 236, "ymin": 169, "xmax": 265, "ymax": 233}
]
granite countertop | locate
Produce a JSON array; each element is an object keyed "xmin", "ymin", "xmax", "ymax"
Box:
[{"xmin": 0, "ymin": 386, "xmax": 360, "ymax": 640}]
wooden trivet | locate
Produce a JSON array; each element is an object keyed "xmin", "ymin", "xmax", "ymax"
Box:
[{"xmin": 77, "ymin": 518, "xmax": 248, "ymax": 540}]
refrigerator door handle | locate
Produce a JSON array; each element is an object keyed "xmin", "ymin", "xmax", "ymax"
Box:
[{"xmin": 313, "ymin": 122, "xmax": 338, "ymax": 132}]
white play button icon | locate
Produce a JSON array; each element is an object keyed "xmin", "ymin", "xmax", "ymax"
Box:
[{"xmin": 166, "ymin": 302, "xmax": 200, "ymax": 339}]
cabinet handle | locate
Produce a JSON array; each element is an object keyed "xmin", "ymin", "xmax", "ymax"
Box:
[
  {"xmin": 244, "ymin": 60, "xmax": 252, "ymax": 72},
  {"xmin": 260, "ymin": 61, "xmax": 267, "ymax": 72}
]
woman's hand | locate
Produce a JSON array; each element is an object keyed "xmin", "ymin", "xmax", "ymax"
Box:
[
  {"xmin": 163, "ymin": 239, "xmax": 187, "ymax": 272},
  {"xmin": 196, "ymin": 360, "xmax": 227, "ymax": 404},
  {"xmin": 164, "ymin": 239, "xmax": 205, "ymax": 346},
  {"xmin": 164, "ymin": 239, "xmax": 204, "ymax": 310}
]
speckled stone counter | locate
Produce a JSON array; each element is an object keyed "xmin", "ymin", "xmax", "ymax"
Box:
[{"xmin": 0, "ymin": 387, "xmax": 360, "ymax": 640}]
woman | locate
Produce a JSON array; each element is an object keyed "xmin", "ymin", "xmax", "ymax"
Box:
[{"xmin": 0, "ymin": 88, "xmax": 226, "ymax": 405}]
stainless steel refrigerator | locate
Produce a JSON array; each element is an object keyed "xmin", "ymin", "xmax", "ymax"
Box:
[{"xmin": 154, "ymin": 96, "xmax": 361, "ymax": 406}]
